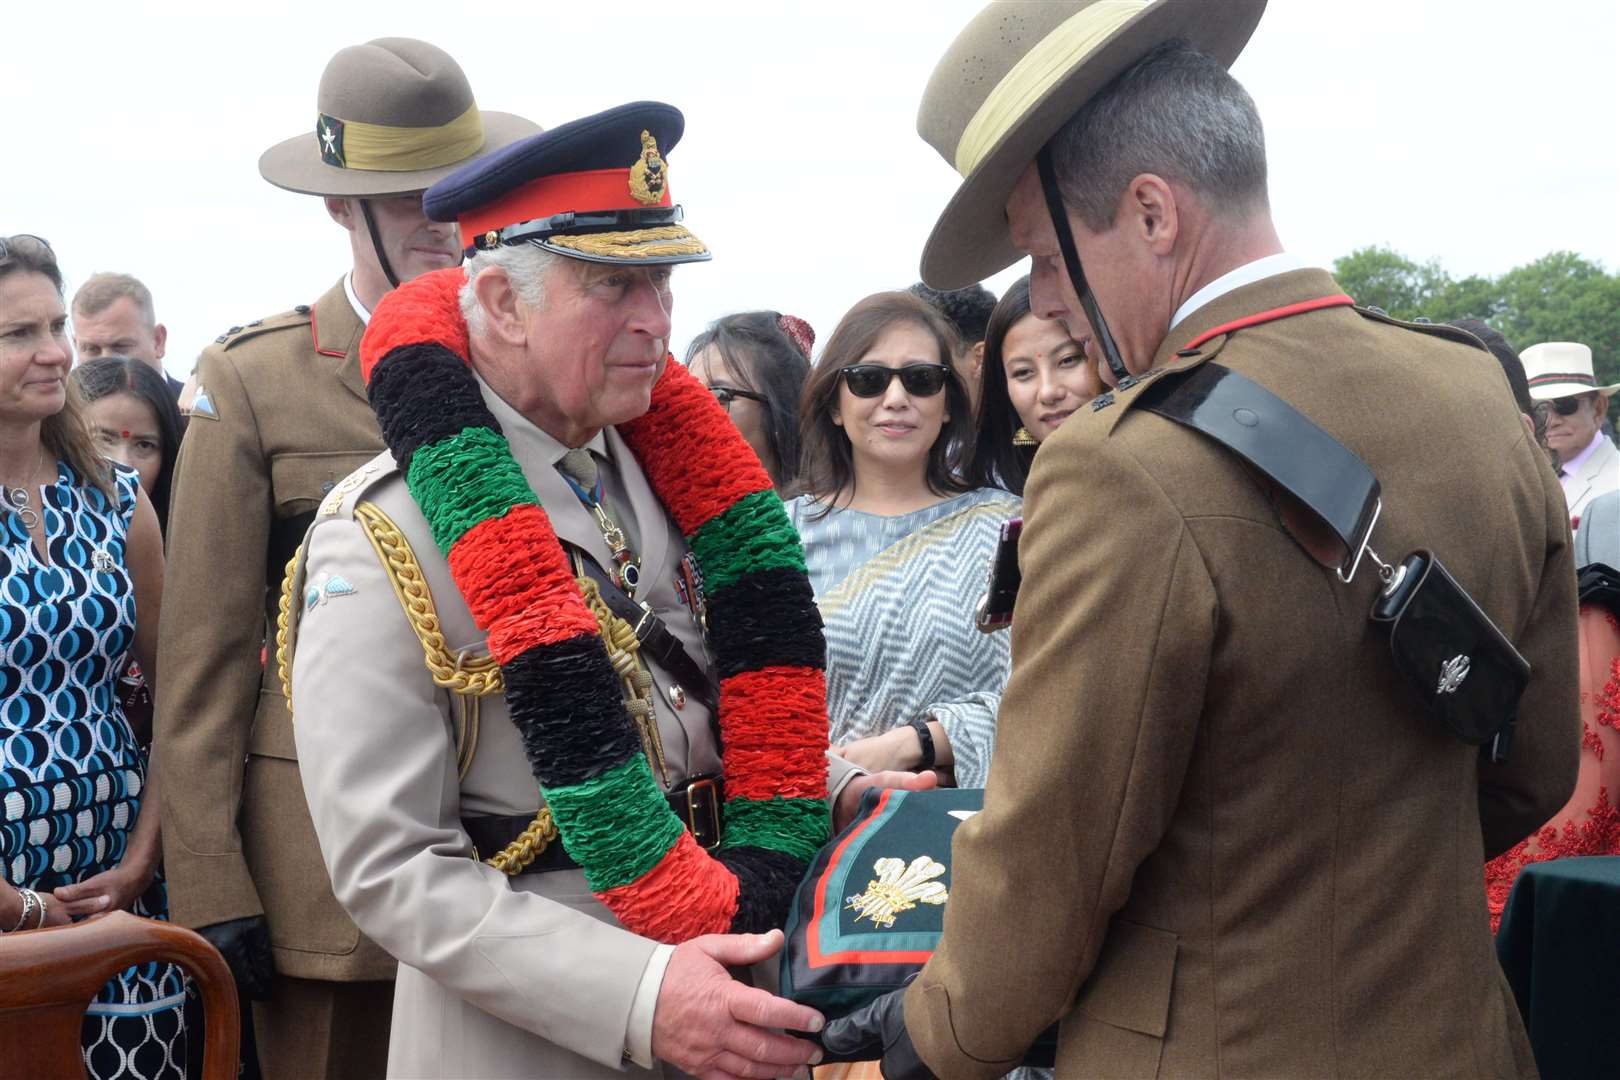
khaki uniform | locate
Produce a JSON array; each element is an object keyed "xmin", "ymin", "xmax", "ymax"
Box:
[
  {"xmin": 155, "ymin": 279, "xmax": 394, "ymax": 1076},
  {"xmin": 904, "ymin": 269, "xmax": 1580, "ymax": 1079},
  {"xmin": 287, "ymin": 377, "xmax": 858, "ymax": 1077}
]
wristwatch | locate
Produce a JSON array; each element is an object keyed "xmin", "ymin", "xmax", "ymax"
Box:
[{"xmin": 907, "ymin": 716, "xmax": 936, "ymax": 771}]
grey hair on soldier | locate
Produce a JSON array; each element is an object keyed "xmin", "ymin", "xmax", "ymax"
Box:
[
  {"xmin": 1048, "ymin": 39, "xmax": 1269, "ymax": 232},
  {"xmin": 459, "ymin": 243, "xmax": 561, "ymax": 335}
]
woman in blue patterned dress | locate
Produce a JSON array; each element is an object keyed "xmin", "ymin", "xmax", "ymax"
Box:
[
  {"xmin": 788, "ymin": 291, "xmax": 1020, "ymax": 789},
  {"xmin": 0, "ymin": 236, "xmax": 183, "ymax": 1078}
]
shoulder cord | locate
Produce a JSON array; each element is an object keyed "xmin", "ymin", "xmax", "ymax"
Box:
[{"xmin": 275, "ymin": 501, "xmax": 666, "ymax": 872}]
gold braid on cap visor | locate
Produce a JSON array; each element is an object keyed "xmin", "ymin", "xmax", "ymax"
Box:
[
  {"xmin": 323, "ymin": 103, "xmax": 485, "ymax": 172},
  {"xmin": 953, "ymin": 0, "xmax": 1149, "ymax": 177},
  {"xmin": 545, "ymin": 225, "xmax": 708, "ymax": 260}
]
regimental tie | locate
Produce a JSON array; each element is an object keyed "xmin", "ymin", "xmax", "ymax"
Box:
[{"xmin": 557, "ymin": 448, "xmax": 643, "ymax": 596}]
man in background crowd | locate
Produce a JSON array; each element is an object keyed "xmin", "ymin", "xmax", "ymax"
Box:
[
  {"xmin": 910, "ymin": 281, "xmax": 997, "ymax": 411},
  {"xmin": 1522, "ymin": 341, "xmax": 1619, "ymax": 525},
  {"xmin": 154, "ymin": 37, "xmax": 537, "ymax": 1079},
  {"xmin": 71, "ymin": 271, "xmax": 182, "ymax": 398}
]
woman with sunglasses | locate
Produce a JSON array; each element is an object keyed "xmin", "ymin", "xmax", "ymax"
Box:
[
  {"xmin": 0, "ymin": 236, "xmax": 184, "ymax": 1075},
  {"xmin": 967, "ymin": 275, "xmax": 1103, "ymax": 495},
  {"xmin": 788, "ymin": 291, "xmax": 1019, "ymax": 788},
  {"xmin": 685, "ymin": 310, "xmax": 814, "ymax": 496}
]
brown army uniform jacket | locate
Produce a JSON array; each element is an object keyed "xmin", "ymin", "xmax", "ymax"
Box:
[
  {"xmin": 904, "ymin": 269, "xmax": 1579, "ymax": 1079},
  {"xmin": 156, "ymin": 279, "xmax": 393, "ymax": 981}
]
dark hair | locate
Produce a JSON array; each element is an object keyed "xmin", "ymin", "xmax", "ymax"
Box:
[
  {"xmin": 1448, "ymin": 318, "xmax": 1547, "ymax": 451},
  {"xmin": 797, "ymin": 291, "xmax": 972, "ymax": 515},
  {"xmin": 1049, "ymin": 39, "xmax": 1269, "ymax": 231},
  {"xmin": 684, "ymin": 311, "xmax": 811, "ymax": 491},
  {"xmin": 907, "ymin": 282, "xmax": 998, "ymax": 347},
  {"xmin": 70, "ymin": 357, "xmax": 184, "ymax": 532},
  {"xmin": 0, "ymin": 235, "xmax": 117, "ymax": 502},
  {"xmin": 965, "ymin": 276, "xmax": 1038, "ymax": 494}
]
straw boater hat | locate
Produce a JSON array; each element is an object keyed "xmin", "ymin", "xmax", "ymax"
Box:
[
  {"xmin": 259, "ymin": 38, "xmax": 540, "ymax": 198},
  {"xmin": 1520, "ymin": 342, "xmax": 1619, "ymax": 402},
  {"xmin": 915, "ymin": 0, "xmax": 1267, "ymax": 289}
]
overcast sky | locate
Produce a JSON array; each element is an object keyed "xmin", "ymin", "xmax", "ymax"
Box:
[{"xmin": 8, "ymin": 0, "xmax": 1617, "ymax": 379}]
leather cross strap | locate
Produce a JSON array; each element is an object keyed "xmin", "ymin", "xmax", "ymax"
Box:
[
  {"xmin": 574, "ymin": 552, "xmax": 722, "ymax": 723},
  {"xmin": 1136, "ymin": 361, "xmax": 1382, "ymax": 584}
]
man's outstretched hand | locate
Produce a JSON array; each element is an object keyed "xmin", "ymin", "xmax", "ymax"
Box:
[
  {"xmin": 834, "ymin": 769, "xmax": 939, "ymax": 833},
  {"xmin": 652, "ymin": 928, "xmax": 826, "ymax": 1080}
]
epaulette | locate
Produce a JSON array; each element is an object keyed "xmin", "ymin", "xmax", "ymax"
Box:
[
  {"xmin": 1353, "ymin": 306, "xmax": 1487, "ymax": 350},
  {"xmin": 213, "ymin": 303, "xmax": 314, "ymax": 349},
  {"xmin": 315, "ymin": 452, "xmax": 400, "ymax": 521}
]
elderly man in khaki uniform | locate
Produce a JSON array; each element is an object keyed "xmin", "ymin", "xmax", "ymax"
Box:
[
  {"xmin": 284, "ymin": 100, "xmax": 914, "ymax": 1078},
  {"xmin": 154, "ymin": 38, "xmax": 537, "ymax": 1077},
  {"xmin": 823, "ymin": 2, "xmax": 1580, "ymax": 1077}
]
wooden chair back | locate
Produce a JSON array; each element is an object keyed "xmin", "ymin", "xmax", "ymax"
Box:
[{"xmin": 0, "ymin": 910, "xmax": 239, "ymax": 1079}]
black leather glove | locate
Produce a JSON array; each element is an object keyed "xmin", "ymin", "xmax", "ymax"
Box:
[
  {"xmin": 818, "ymin": 988, "xmax": 935, "ymax": 1079},
  {"xmin": 196, "ymin": 915, "xmax": 274, "ymax": 1001}
]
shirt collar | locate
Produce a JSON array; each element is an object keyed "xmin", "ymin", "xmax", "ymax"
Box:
[
  {"xmin": 1170, "ymin": 252, "xmax": 1308, "ymax": 333},
  {"xmin": 343, "ymin": 272, "xmax": 371, "ymax": 325},
  {"xmin": 474, "ymin": 374, "xmax": 609, "ymax": 466},
  {"xmin": 1560, "ymin": 429, "xmax": 1607, "ymax": 482}
]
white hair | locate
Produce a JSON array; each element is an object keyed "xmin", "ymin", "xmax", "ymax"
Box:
[{"xmin": 459, "ymin": 243, "xmax": 562, "ymax": 336}]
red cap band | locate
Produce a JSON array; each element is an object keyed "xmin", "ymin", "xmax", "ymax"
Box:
[{"xmin": 459, "ymin": 168, "xmax": 673, "ymax": 242}]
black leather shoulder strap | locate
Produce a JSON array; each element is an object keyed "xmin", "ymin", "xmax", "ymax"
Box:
[{"xmin": 1135, "ymin": 362, "xmax": 1382, "ymax": 582}]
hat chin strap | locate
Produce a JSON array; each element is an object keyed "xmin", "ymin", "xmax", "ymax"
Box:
[
  {"xmin": 358, "ymin": 199, "xmax": 402, "ymax": 291},
  {"xmin": 1036, "ymin": 147, "xmax": 1129, "ymax": 383}
]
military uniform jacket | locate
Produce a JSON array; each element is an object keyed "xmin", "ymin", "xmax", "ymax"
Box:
[
  {"xmin": 155, "ymin": 279, "xmax": 393, "ymax": 981},
  {"xmin": 903, "ymin": 269, "xmax": 1580, "ymax": 1079},
  {"xmin": 287, "ymin": 376, "xmax": 858, "ymax": 1077}
]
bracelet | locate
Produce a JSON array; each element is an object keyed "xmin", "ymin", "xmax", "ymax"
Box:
[
  {"xmin": 8, "ymin": 887, "xmax": 37, "ymax": 933},
  {"xmin": 33, "ymin": 892, "xmax": 47, "ymax": 930},
  {"xmin": 907, "ymin": 716, "xmax": 937, "ymax": 771}
]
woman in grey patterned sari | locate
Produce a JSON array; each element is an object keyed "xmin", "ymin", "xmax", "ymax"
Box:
[{"xmin": 787, "ymin": 291, "xmax": 1019, "ymax": 788}]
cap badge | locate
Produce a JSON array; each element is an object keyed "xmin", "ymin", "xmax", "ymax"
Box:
[
  {"xmin": 317, "ymin": 114, "xmax": 346, "ymax": 168},
  {"xmin": 627, "ymin": 129, "xmax": 667, "ymax": 206}
]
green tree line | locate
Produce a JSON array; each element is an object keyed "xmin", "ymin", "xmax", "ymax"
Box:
[{"xmin": 1331, "ymin": 247, "xmax": 1619, "ymax": 389}]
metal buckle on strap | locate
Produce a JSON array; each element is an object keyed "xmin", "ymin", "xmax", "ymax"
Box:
[
  {"xmin": 683, "ymin": 777, "xmax": 723, "ymax": 852},
  {"xmin": 1336, "ymin": 497, "xmax": 1383, "ymax": 585}
]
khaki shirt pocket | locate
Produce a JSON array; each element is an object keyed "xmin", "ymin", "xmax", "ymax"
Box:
[
  {"xmin": 1061, "ymin": 919, "xmax": 1180, "ymax": 1077},
  {"xmin": 269, "ymin": 450, "xmax": 378, "ymax": 519}
]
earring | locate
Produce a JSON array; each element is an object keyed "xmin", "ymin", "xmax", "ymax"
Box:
[{"xmin": 1012, "ymin": 427, "xmax": 1037, "ymax": 447}]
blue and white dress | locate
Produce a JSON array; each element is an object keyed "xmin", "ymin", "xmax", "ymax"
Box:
[{"xmin": 0, "ymin": 459, "xmax": 186, "ymax": 1080}]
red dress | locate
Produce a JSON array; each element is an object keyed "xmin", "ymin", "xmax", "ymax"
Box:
[{"xmin": 1485, "ymin": 606, "xmax": 1620, "ymax": 931}]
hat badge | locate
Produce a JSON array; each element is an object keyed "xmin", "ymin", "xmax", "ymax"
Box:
[
  {"xmin": 317, "ymin": 114, "xmax": 346, "ymax": 168},
  {"xmin": 627, "ymin": 129, "xmax": 667, "ymax": 206}
]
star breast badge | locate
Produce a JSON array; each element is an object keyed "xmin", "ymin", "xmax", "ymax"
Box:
[
  {"xmin": 846, "ymin": 856, "xmax": 949, "ymax": 929},
  {"xmin": 627, "ymin": 129, "xmax": 667, "ymax": 205}
]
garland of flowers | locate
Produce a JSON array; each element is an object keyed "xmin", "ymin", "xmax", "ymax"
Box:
[{"xmin": 359, "ymin": 267, "xmax": 829, "ymax": 942}]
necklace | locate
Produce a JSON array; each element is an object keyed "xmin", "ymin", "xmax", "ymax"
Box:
[
  {"xmin": 361, "ymin": 268, "xmax": 830, "ymax": 943},
  {"xmin": 0, "ymin": 446, "xmax": 46, "ymax": 531}
]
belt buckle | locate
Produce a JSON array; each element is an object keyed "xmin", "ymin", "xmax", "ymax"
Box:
[{"xmin": 685, "ymin": 777, "xmax": 722, "ymax": 851}]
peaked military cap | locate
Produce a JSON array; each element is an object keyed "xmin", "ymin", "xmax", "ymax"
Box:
[
  {"xmin": 425, "ymin": 100, "xmax": 710, "ymax": 266},
  {"xmin": 916, "ymin": 0, "xmax": 1266, "ymax": 289},
  {"xmin": 259, "ymin": 37, "xmax": 539, "ymax": 198}
]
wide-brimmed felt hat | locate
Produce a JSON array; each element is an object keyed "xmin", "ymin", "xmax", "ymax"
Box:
[
  {"xmin": 259, "ymin": 37, "xmax": 540, "ymax": 198},
  {"xmin": 425, "ymin": 100, "xmax": 710, "ymax": 267},
  {"xmin": 916, "ymin": 0, "xmax": 1267, "ymax": 289},
  {"xmin": 1522, "ymin": 342, "xmax": 1619, "ymax": 401}
]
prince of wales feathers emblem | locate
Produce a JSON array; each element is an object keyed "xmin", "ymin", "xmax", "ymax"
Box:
[{"xmin": 846, "ymin": 856, "xmax": 949, "ymax": 929}]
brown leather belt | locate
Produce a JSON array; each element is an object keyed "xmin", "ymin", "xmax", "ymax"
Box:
[{"xmin": 463, "ymin": 774, "xmax": 724, "ymax": 875}]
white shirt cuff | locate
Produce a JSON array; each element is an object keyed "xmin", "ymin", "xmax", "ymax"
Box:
[{"xmin": 625, "ymin": 943, "xmax": 675, "ymax": 1068}]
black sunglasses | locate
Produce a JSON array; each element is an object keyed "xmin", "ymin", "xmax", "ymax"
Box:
[
  {"xmin": 709, "ymin": 385, "xmax": 768, "ymax": 412},
  {"xmin": 1546, "ymin": 395, "xmax": 1589, "ymax": 416},
  {"xmin": 838, "ymin": 363, "xmax": 951, "ymax": 399}
]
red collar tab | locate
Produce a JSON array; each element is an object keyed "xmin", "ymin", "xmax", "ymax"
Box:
[
  {"xmin": 1182, "ymin": 294, "xmax": 1355, "ymax": 353},
  {"xmin": 459, "ymin": 168, "xmax": 673, "ymax": 244}
]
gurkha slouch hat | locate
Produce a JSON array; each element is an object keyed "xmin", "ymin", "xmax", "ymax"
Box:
[
  {"xmin": 425, "ymin": 101, "xmax": 709, "ymax": 267},
  {"xmin": 916, "ymin": 0, "xmax": 1266, "ymax": 289},
  {"xmin": 259, "ymin": 37, "xmax": 540, "ymax": 198}
]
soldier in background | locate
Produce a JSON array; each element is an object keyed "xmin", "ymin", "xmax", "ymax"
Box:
[{"xmin": 154, "ymin": 38, "xmax": 537, "ymax": 1078}]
